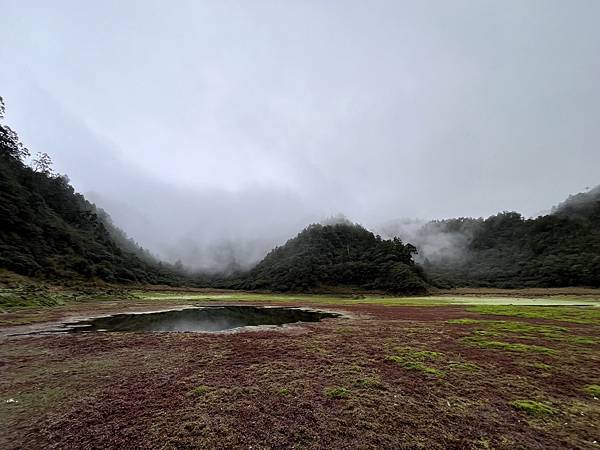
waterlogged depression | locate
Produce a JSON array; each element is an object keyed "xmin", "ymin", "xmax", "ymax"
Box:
[{"xmin": 57, "ymin": 306, "xmax": 340, "ymax": 333}]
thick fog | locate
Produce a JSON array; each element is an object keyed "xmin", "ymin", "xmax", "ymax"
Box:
[{"xmin": 1, "ymin": 1, "xmax": 600, "ymax": 270}]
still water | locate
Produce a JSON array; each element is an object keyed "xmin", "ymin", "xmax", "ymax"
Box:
[{"xmin": 61, "ymin": 306, "xmax": 339, "ymax": 333}]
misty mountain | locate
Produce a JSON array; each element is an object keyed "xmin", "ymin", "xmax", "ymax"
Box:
[
  {"xmin": 3, "ymin": 92, "xmax": 600, "ymax": 292},
  {"xmin": 384, "ymin": 187, "xmax": 600, "ymax": 288},
  {"xmin": 220, "ymin": 223, "xmax": 427, "ymax": 294},
  {"xmin": 552, "ymin": 185, "xmax": 600, "ymax": 220},
  {"xmin": 0, "ymin": 103, "xmax": 182, "ymax": 285}
]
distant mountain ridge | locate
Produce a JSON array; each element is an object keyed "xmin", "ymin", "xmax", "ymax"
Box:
[
  {"xmin": 400, "ymin": 185, "xmax": 600, "ymax": 288},
  {"xmin": 2, "ymin": 96, "xmax": 599, "ymax": 291}
]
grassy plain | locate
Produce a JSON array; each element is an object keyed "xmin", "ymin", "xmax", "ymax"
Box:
[{"xmin": 1, "ymin": 289, "xmax": 599, "ymax": 449}]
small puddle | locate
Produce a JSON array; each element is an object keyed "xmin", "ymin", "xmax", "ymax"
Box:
[{"xmin": 55, "ymin": 306, "xmax": 340, "ymax": 333}]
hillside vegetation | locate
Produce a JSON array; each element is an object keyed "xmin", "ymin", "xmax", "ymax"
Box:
[
  {"xmin": 2, "ymin": 96, "xmax": 599, "ymax": 293},
  {"xmin": 225, "ymin": 222, "xmax": 427, "ymax": 294},
  {"xmin": 420, "ymin": 187, "xmax": 600, "ymax": 288},
  {"xmin": 0, "ymin": 98, "xmax": 181, "ymax": 285}
]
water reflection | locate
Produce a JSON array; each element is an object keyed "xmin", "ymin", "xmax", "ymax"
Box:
[{"xmin": 62, "ymin": 306, "xmax": 339, "ymax": 333}]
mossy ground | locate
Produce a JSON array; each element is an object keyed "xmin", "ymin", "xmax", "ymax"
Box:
[
  {"xmin": 461, "ymin": 337, "xmax": 556, "ymax": 354},
  {"xmin": 1, "ymin": 290, "xmax": 599, "ymax": 449},
  {"xmin": 324, "ymin": 386, "xmax": 350, "ymax": 399},
  {"xmin": 584, "ymin": 385, "xmax": 600, "ymax": 397},
  {"xmin": 189, "ymin": 386, "xmax": 210, "ymax": 397},
  {"xmin": 387, "ymin": 347, "xmax": 445, "ymax": 377},
  {"xmin": 510, "ymin": 400, "xmax": 557, "ymax": 417}
]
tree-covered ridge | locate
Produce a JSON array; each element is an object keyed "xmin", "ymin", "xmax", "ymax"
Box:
[
  {"xmin": 3, "ymin": 92, "xmax": 598, "ymax": 292},
  {"xmin": 552, "ymin": 185, "xmax": 600, "ymax": 220},
  {"xmin": 0, "ymin": 97, "xmax": 182, "ymax": 284},
  {"xmin": 229, "ymin": 222, "xmax": 427, "ymax": 293},
  {"xmin": 422, "ymin": 189, "xmax": 600, "ymax": 288}
]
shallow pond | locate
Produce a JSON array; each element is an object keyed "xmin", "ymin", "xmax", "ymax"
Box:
[{"xmin": 60, "ymin": 306, "xmax": 339, "ymax": 333}]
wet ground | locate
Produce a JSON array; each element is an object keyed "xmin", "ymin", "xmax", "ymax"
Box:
[{"xmin": 1, "ymin": 294, "xmax": 599, "ymax": 449}]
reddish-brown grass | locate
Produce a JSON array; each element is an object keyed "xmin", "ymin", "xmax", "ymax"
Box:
[{"xmin": 1, "ymin": 300, "xmax": 598, "ymax": 449}]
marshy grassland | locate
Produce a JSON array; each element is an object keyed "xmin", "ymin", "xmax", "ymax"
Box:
[{"xmin": 1, "ymin": 289, "xmax": 599, "ymax": 449}]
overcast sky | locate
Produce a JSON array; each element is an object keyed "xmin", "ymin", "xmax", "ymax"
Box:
[{"xmin": 1, "ymin": 0, "xmax": 599, "ymax": 268}]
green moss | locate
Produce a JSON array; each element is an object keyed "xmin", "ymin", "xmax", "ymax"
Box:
[
  {"xmin": 569, "ymin": 337, "xmax": 598, "ymax": 345},
  {"xmin": 347, "ymin": 364, "xmax": 364, "ymax": 373},
  {"xmin": 484, "ymin": 321, "xmax": 566, "ymax": 336},
  {"xmin": 472, "ymin": 330, "xmax": 502, "ymax": 337},
  {"xmin": 451, "ymin": 317, "xmax": 598, "ymax": 353},
  {"xmin": 526, "ymin": 362, "xmax": 552, "ymax": 370},
  {"xmin": 354, "ymin": 377, "xmax": 384, "ymax": 389},
  {"xmin": 583, "ymin": 385, "xmax": 600, "ymax": 397},
  {"xmin": 8, "ymin": 387, "xmax": 65, "ymax": 410},
  {"xmin": 277, "ymin": 388, "xmax": 291, "ymax": 397},
  {"xmin": 391, "ymin": 347, "xmax": 441, "ymax": 360},
  {"xmin": 0, "ymin": 287, "xmax": 66, "ymax": 310},
  {"xmin": 449, "ymin": 317, "xmax": 569, "ymax": 340},
  {"xmin": 189, "ymin": 386, "xmax": 210, "ymax": 397},
  {"xmin": 304, "ymin": 344, "xmax": 329, "ymax": 355},
  {"xmin": 476, "ymin": 437, "xmax": 492, "ymax": 449},
  {"xmin": 447, "ymin": 318, "xmax": 481, "ymax": 325},
  {"xmin": 510, "ymin": 399, "xmax": 556, "ymax": 417},
  {"xmin": 447, "ymin": 361, "xmax": 480, "ymax": 372},
  {"xmin": 389, "ymin": 358, "xmax": 445, "ymax": 377},
  {"xmin": 467, "ymin": 305, "xmax": 600, "ymax": 325},
  {"xmin": 0, "ymin": 286, "xmax": 138, "ymax": 312},
  {"xmin": 30, "ymin": 387, "xmax": 65, "ymax": 406},
  {"xmin": 136, "ymin": 291, "xmax": 600, "ymax": 308},
  {"xmin": 324, "ymin": 387, "xmax": 350, "ymax": 399},
  {"xmin": 461, "ymin": 337, "xmax": 555, "ymax": 354},
  {"xmin": 335, "ymin": 327, "xmax": 354, "ymax": 333},
  {"xmin": 387, "ymin": 346, "xmax": 445, "ymax": 377}
]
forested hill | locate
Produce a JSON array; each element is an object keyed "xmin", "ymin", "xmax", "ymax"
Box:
[
  {"xmin": 3, "ymin": 91, "xmax": 598, "ymax": 292},
  {"xmin": 0, "ymin": 98, "xmax": 182, "ymax": 284},
  {"xmin": 223, "ymin": 222, "xmax": 427, "ymax": 294},
  {"xmin": 552, "ymin": 185, "xmax": 600, "ymax": 219},
  {"xmin": 419, "ymin": 187, "xmax": 600, "ymax": 288}
]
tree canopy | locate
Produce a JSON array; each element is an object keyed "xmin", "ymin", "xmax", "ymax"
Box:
[
  {"xmin": 222, "ymin": 222, "xmax": 427, "ymax": 294},
  {"xmin": 2, "ymin": 95, "xmax": 598, "ymax": 292},
  {"xmin": 0, "ymin": 98, "xmax": 183, "ymax": 284},
  {"xmin": 421, "ymin": 189, "xmax": 600, "ymax": 288}
]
